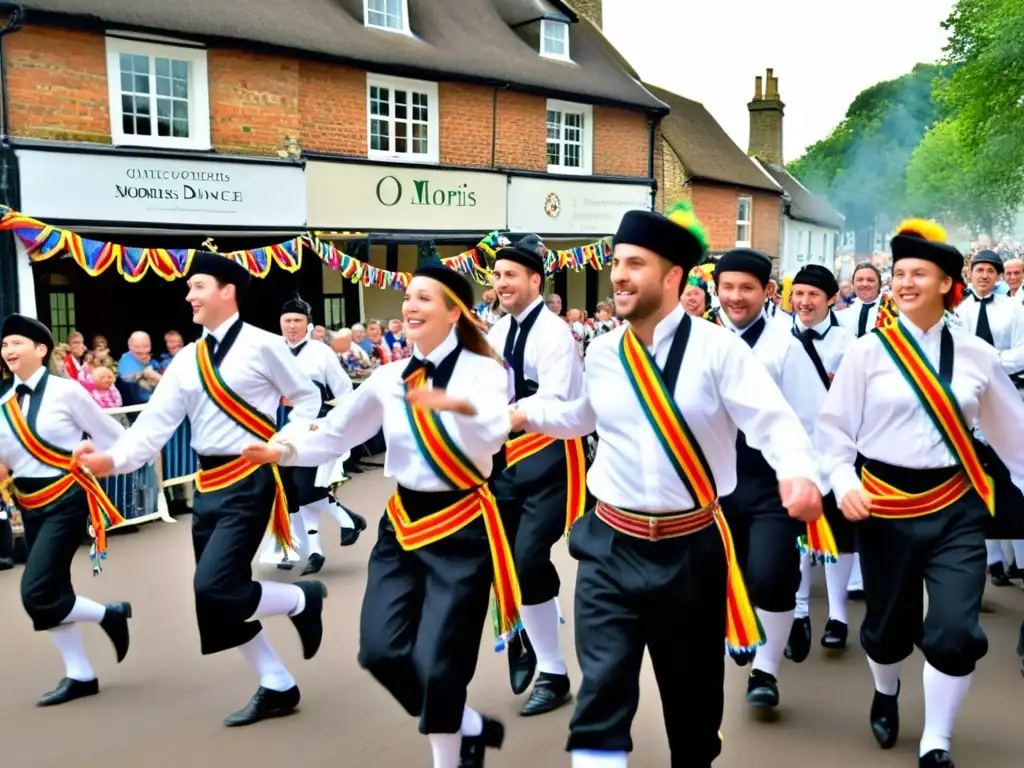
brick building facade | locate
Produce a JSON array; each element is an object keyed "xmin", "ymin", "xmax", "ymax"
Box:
[{"xmin": 0, "ymin": 0, "xmax": 664, "ymax": 344}]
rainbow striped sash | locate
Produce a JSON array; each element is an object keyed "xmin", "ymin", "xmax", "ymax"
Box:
[
  {"xmin": 504, "ymin": 432, "xmax": 588, "ymax": 536},
  {"xmin": 619, "ymin": 327, "xmax": 763, "ymax": 653},
  {"xmin": 195, "ymin": 338, "xmax": 293, "ymax": 550},
  {"xmin": 873, "ymin": 323, "xmax": 995, "ymax": 513},
  {"xmin": 403, "ymin": 367, "xmax": 521, "ymax": 647},
  {"xmin": 2, "ymin": 398, "xmax": 124, "ymax": 574}
]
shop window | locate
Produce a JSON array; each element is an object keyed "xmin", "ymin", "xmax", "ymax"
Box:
[
  {"xmin": 324, "ymin": 295, "xmax": 345, "ymax": 329},
  {"xmin": 546, "ymin": 100, "xmax": 592, "ymax": 175},
  {"xmin": 367, "ymin": 74, "xmax": 440, "ymax": 164},
  {"xmin": 540, "ymin": 20, "xmax": 570, "ymax": 61},
  {"xmin": 105, "ymin": 36, "xmax": 211, "ymax": 150},
  {"xmin": 736, "ymin": 197, "xmax": 752, "ymax": 247},
  {"xmin": 48, "ymin": 291, "xmax": 76, "ymax": 343},
  {"xmin": 364, "ymin": 0, "xmax": 409, "ymax": 33}
]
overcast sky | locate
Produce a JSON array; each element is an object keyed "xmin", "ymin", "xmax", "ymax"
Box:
[{"xmin": 603, "ymin": 0, "xmax": 957, "ymax": 164}]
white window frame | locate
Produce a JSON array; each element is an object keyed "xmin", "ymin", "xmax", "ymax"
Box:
[
  {"xmin": 736, "ymin": 196, "xmax": 753, "ymax": 247},
  {"xmin": 364, "ymin": 0, "xmax": 411, "ymax": 34},
  {"xmin": 545, "ymin": 99, "xmax": 593, "ymax": 176},
  {"xmin": 104, "ymin": 36, "xmax": 211, "ymax": 151},
  {"xmin": 539, "ymin": 19, "xmax": 571, "ymax": 61},
  {"xmin": 366, "ymin": 74, "xmax": 440, "ymax": 165}
]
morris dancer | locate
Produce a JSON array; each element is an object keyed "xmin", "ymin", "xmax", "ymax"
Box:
[
  {"xmin": 487, "ymin": 233, "xmax": 586, "ymax": 715},
  {"xmin": 953, "ymin": 250, "xmax": 1024, "ymax": 585},
  {"xmin": 245, "ymin": 261, "xmax": 518, "ymax": 768},
  {"xmin": 783, "ymin": 265, "xmax": 857, "ymax": 659},
  {"xmin": 0, "ymin": 314, "xmax": 131, "ymax": 706},
  {"xmin": 511, "ymin": 205, "xmax": 824, "ymax": 768},
  {"xmin": 706, "ymin": 248, "xmax": 833, "ymax": 709},
  {"xmin": 76, "ymin": 253, "xmax": 327, "ymax": 727},
  {"xmin": 277, "ymin": 295, "xmax": 363, "ymax": 576},
  {"xmin": 817, "ymin": 220, "xmax": 1024, "ymax": 768}
]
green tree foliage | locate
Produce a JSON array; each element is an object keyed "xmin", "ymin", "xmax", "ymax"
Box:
[{"xmin": 787, "ymin": 64, "xmax": 948, "ymax": 235}]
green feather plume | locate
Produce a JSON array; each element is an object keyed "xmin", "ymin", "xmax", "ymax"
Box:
[{"xmin": 665, "ymin": 201, "xmax": 710, "ymax": 256}]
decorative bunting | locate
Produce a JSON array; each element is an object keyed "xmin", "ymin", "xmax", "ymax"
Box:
[{"xmin": 0, "ymin": 206, "xmax": 614, "ymax": 290}]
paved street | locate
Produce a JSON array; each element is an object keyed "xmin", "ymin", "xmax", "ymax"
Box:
[{"xmin": 2, "ymin": 467, "xmax": 1023, "ymax": 767}]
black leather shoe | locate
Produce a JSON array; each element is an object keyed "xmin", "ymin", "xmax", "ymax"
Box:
[
  {"xmin": 459, "ymin": 715, "xmax": 504, "ymax": 767},
  {"xmin": 847, "ymin": 589, "xmax": 865, "ymax": 601},
  {"xmin": 520, "ymin": 672, "xmax": 571, "ymax": 716},
  {"xmin": 507, "ymin": 631, "xmax": 536, "ymax": 695},
  {"xmin": 0, "ymin": 557, "xmax": 13, "ymax": 571},
  {"xmin": 223, "ymin": 686, "xmax": 300, "ymax": 726},
  {"xmin": 821, "ymin": 619, "xmax": 848, "ymax": 650},
  {"xmin": 301, "ymin": 553, "xmax": 325, "ymax": 576},
  {"xmin": 919, "ymin": 749, "xmax": 954, "ymax": 767},
  {"xmin": 785, "ymin": 616, "xmax": 812, "ymax": 663},
  {"xmin": 340, "ymin": 509, "xmax": 367, "ymax": 547},
  {"xmin": 989, "ymin": 563, "xmax": 1011, "ymax": 587},
  {"xmin": 100, "ymin": 602, "xmax": 132, "ymax": 663},
  {"xmin": 870, "ymin": 683, "xmax": 900, "ymax": 749},
  {"xmin": 745, "ymin": 669, "xmax": 779, "ymax": 708},
  {"xmin": 37, "ymin": 677, "xmax": 99, "ymax": 707},
  {"xmin": 290, "ymin": 580, "xmax": 328, "ymax": 659},
  {"xmin": 1008, "ymin": 564, "xmax": 1024, "ymax": 580}
]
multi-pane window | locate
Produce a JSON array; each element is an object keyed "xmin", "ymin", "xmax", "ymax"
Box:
[
  {"xmin": 367, "ymin": 76, "xmax": 439, "ymax": 163},
  {"xmin": 540, "ymin": 20, "xmax": 570, "ymax": 60},
  {"xmin": 118, "ymin": 53, "xmax": 190, "ymax": 139},
  {"xmin": 365, "ymin": 0, "xmax": 408, "ymax": 32},
  {"xmin": 324, "ymin": 296, "xmax": 345, "ymax": 329},
  {"xmin": 547, "ymin": 109, "xmax": 582, "ymax": 170},
  {"xmin": 105, "ymin": 37, "xmax": 210, "ymax": 150},
  {"xmin": 737, "ymin": 197, "xmax": 753, "ymax": 246},
  {"xmin": 48, "ymin": 292, "xmax": 76, "ymax": 344}
]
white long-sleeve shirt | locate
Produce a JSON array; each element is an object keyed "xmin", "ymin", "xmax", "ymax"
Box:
[
  {"xmin": 837, "ymin": 297, "xmax": 881, "ymax": 338},
  {"xmin": 954, "ymin": 291, "xmax": 1024, "ymax": 376},
  {"xmin": 108, "ymin": 313, "xmax": 319, "ymax": 474},
  {"xmin": 519, "ymin": 306, "xmax": 821, "ymax": 514},
  {"xmin": 286, "ymin": 337, "xmax": 353, "ymax": 406},
  {"xmin": 278, "ymin": 327, "xmax": 511, "ymax": 492},
  {"xmin": 486, "ymin": 296, "xmax": 582, "ymax": 407},
  {"xmin": 0, "ymin": 368, "xmax": 124, "ymax": 478},
  {"xmin": 816, "ymin": 315, "xmax": 1024, "ymax": 501}
]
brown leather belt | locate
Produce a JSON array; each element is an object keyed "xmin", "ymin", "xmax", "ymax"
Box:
[{"xmin": 595, "ymin": 500, "xmax": 718, "ymax": 541}]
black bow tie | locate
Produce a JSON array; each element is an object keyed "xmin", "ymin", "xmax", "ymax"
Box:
[
  {"xmin": 15, "ymin": 384, "xmax": 32, "ymax": 397},
  {"xmin": 403, "ymin": 356, "xmax": 436, "ymax": 381},
  {"xmin": 799, "ymin": 328, "xmax": 822, "ymax": 342},
  {"xmin": 977, "ymin": 294, "xmax": 994, "ymax": 304}
]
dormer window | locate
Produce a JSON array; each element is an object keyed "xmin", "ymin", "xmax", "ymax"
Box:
[
  {"xmin": 540, "ymin": 19, "xmax": 570, "ymax": 60},
  {"xmin": 365, "ymin": 0, "xmax": 409, "ymax": 34}
]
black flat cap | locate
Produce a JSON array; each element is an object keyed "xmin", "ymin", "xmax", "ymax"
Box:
[
  {"xmin": 1, "ymin": 314, "xmax": 54, "ymax": 356},
  {"xmin": 792, "ymin": 264, "xmax": 840, "ymax": 297},
  {"xmin": 714, "ymin": 248, "xmax": 774, "ymax": 287},
  {"xmin": 495, "ymin": 233, "xmax": 548, "ymax": 275},
  {"xmin": 187, "ymin": 251, "xmax": 253, "ymax": 303},
  {"xmin": 414, "ymin": 259, "xmax": 475, "ymax": 315}
]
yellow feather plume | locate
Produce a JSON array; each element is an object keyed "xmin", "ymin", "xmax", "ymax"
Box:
[{"xmin": 895, "ymin": 218, "xmax": 946, "ymax": 243}]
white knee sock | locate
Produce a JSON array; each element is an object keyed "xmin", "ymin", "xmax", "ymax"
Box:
[
  {"xmin": 1012, "ymin": 540, "xmax": 1024, "ymax": 568},
  {"xmin": 572, "ymin": 750, "xmax": 629, "ymax": 767},
  {"xmin": 920, "ymin": 663, "xmax": 971, "ymax": 756},
  {"xmin": 300, "ymin": 506, "xmax": 323, "ymax": 557},
  {"xmin": 986, "ymin": 540, "xmax": 1006, "ymax": 567},
  {"xmin": 49, "ymin": 624, "xmax": 97, "ymax": 682},
  {"xmin": 519, "ymin": 597, "xmax": 567, "ymax": 676},
  {"xmin": 326, "ymin": 501, "xmax": 355, "ymax": 529},
  {"xmin": 867, "ymin": 657, "xmax": 901, "ymax": 696},
  {"xmin": 249, "ymin": 581, "xmax": 305, "ymax": 620},
  {"xmin": 794, "ymin": 554, "xmax": 811, "ymax": 620},
  {"xmin": 825, "ymin": 554, "xmax": 855, "ymax": 623},
  {"xmin": 751, "ymin": 608, "xmax": 792, "ymax": 678},
  {"xmin": 848, "ymin": 552, "xmax": 863, "ymax": 591},
  {"xmin": 238, "ymin": 630, "xmax": 296, "ymax": 692},
  {"xmin": 63, "ymin": 596, "xmax": 107, "ymax": 624},
  {"xmin": 428, "ymin": 733, "xmax": 462, "ymax": 768},
  {"xmin": 460, "ymin": 705, "xmax": 483, "ymax": 737}
]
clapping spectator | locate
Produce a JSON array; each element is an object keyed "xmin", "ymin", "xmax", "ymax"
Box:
[{"xmin": 118, "ymin": 331, "xmax": 163, "ymax": 405}]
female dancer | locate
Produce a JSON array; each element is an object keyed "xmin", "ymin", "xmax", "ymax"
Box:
[
  {"xmin": 243, "ymin": 260, "xmax": 518, "ymax": 768},
  {"xmin": 817, "ymin": 220, "xmax": 1024, "ymax": 768},
  {"xmin": 0, "ymin": 314, "xmax": 132, "ymax": 706}
]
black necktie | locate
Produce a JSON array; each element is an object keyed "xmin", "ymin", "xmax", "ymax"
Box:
[
  {"xmin": 15, "ymin": 383, "xmax": 31, "ymax": 409},
  {"xmin": 975, "ymin": 296, "xmax": 995, "ymax": 346},
  {"xmin": 502, "ymin": 317, "xmax": 519, "ymax": 366},
  {"xmin": 858, "ymin": 302, "xmax": 875, "ymax": 337},
  {"xmin": 207, "ymin": 335, "xmax": 219, "ymax": 358},
  {"xmin": 290, "ymin": 341, "xmax": 307, "ymax": 357}
]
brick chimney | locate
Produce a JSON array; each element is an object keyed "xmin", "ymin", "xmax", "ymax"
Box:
[
  {"xmin": 571, "ymin": 0, "xmax": 602, "ymax": 28},
  {"xmin": 747, "ymin": 68, "xmax": 785, "ymax": 165}
]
